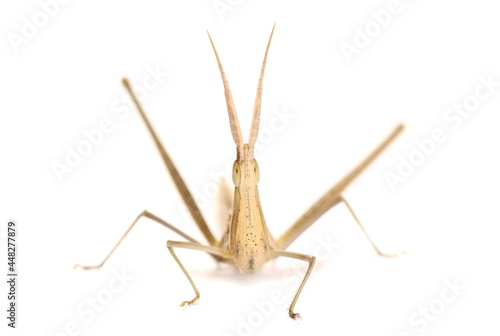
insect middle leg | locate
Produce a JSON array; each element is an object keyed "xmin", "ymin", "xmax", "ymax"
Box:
[
  {"xmin": 217, "ymin": 177, "xmax": 233, "ymax": 233},
  {"xmin": 74, "ymin": 210, "xmax": 201, "ymax": 270}
]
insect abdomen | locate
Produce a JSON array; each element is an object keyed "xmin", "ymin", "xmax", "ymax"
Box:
[{"xmin": 234, "ymin": 245, "xmax": 267, "ymax": 273}]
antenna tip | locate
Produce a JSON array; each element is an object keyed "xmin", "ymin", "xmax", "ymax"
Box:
[
  {"xmin": 122, "ymin": 77, "xmax": 131, "ymax": 89},
  {"xmin": 206, "ymin": 30, "xmax": 215, "ymax": 45}
]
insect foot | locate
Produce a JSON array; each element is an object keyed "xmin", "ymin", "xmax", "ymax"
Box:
[
  {"xmin": 180, "ymin": 294, "xmax": 200, "ymax": 307},
  {"xmin": 73, "ymin": 263, "xmax": 102, "ymax": 270},
  {"xmin": 377, "ymin": 250, "xmax": 407, "ymax": 258},
  {"xmin": 288, "ymin": 309, "xmax": 302, "ymax": 321}
]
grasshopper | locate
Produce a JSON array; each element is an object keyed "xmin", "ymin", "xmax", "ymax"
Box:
[{"xmin": 75, "ymin": 24, "xmax": 404, "ymax": 319}]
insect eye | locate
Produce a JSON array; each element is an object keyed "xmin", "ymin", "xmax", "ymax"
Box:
[
  {"xmin": 232, "ymin": 160, "xmax": 241, "ymax": 185},
  {"xmin": 253, "ymin": 159, "xmax": 260, "ymax": 183}
]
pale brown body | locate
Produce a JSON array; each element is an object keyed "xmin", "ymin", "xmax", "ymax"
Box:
[
  {"xmin": 75, "ymin": 25, "xmax": 405, "ymax": 319},
  {"xmin": 224, "ymin": 146, "xmax": 274, "ymax": 273}
]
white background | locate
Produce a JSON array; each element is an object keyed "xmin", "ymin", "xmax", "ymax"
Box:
[{"xmin": 1, "ymin": 0, "xmax": 500, "ymax": 335}]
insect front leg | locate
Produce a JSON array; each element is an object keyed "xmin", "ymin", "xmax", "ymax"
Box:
[
  {"xmin": 166, "ymin": 241, "xmax": 232, "ymax": 306},
  {"xmin": 270, "ymin": 250, "xmax": 316, "ymax": 320}
]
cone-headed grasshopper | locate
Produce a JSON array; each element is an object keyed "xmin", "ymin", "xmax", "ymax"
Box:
[{"xmin": 75, "ymin": 24, "xmax": 404, "ymax": 319}]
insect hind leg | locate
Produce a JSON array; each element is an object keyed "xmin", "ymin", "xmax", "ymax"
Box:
[{"xmin": 340, "ymin": 196, "xmax": 406, "ymax": 258}]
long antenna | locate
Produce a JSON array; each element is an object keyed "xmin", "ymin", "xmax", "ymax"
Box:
[
  {"xmin": 207, "ymin": 30, "xmax": 244, "ymax": 157},
  {"xmin": 248, "ymin": 23, "xmax": 276, "ymax": 148}
]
